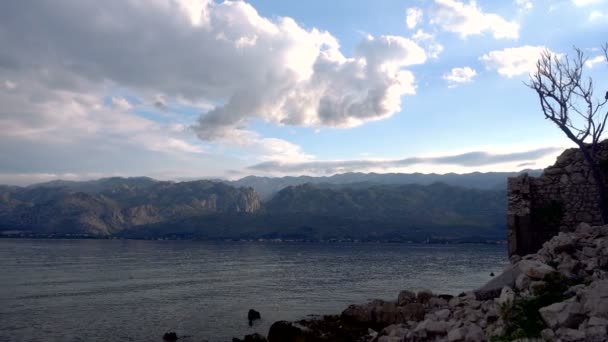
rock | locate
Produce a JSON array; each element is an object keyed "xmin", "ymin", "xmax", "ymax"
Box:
[
  {"xmin": 474, "ymin": 264, "xmax": 521, "ymax": 300},
  {"xmin": 465, "ymin": 323, "xmax": 484, "ymax": 342},
  {"xmin": 162, "ymin": 332, "xmax": 179, "ymax": 341},
  {"xmin": 576, "ymin": 222, "xmax": 594, "ymax": 236},
  {"xmin": 381, "ymin": 324, "xmax": 409, "ymax": 340},
  {"xmin": 587, "ymin": 316, "xmax": 608, "ymax": 326},
  {"xmin": 496, "ymin": 286, "xmax": 515, "ymax": 306},
  {"xmin": 540, "ymin": 328, "xmax": 555, "ymax": 341},
  {"xmin": 515, "ymin": 273, "xmax": 531, "ymax": 291},
  {"xmin": 447, "ymin": 327, "xmax": 467, "ymax": 342},
  {"xmin": 397, "ymin": 290, "xmax": 416, "ymax": 306},
  {"xmin": 516, "ymin": 260, "xmax": 555, "ymax": 280},
  {"xmin": 414, "ymin": 319, "xmax": 448, "ymax": 335},
  {"xmin": 236, "ymin": 333, "xmax": 267, "ymax": 342},
  {"xmin": 248, "ymin": 309, "xmax": 261, "ymax": 326},
  {"xmin": 438, "ymin": 294, "xmax": 454, "ymax": 301},
  {"xmin": 375, "ymin": 302, "xmax": 400, "ymax": 324},
  {"xmin": 267, "ymin": 321, "xmax": 305, "ymax": 342},
  {"xmin": 401, "ymin": 303, "xmax": 426, "ymax": 322},
  {"xmin": 417, "ymin": 290, "xmax": 433, "ymax": 304},
  {"xmin": 510, "ymin": 254, "xmax": 522, "ymax": 264},
  {"xmin": 584, "ymin": 325, "xmax": 608, "ymax": 342},
  {"xmin": 582, "ymin": 280, "xmax": 608, "ymax": 318},
  {"xmin": 427, "ymin": 297, "xmax": 448, "ymax": 308},
  {"xmin": 539, "ymin": 300, "xmax": 586, "ymax": 329},
  {"xmin": 435, "ymin": 309, "xmax": 451, "ymax": 321},
  {"xmin": 550, "ymin": 233, "xmax": 577, "ymax": 254},
  {"xmin": 530, "ymin": 280, "xmax": 547, "ymax": 294},
  {"xmin": 341, "ymin": 300, "xmax": 384, "ymax": 323},
  {"xmin": 555, "ymin": 327, "xmax": 585, "ymax": 341}
]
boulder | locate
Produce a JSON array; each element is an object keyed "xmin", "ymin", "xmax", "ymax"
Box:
[
  {"xmin": 539, "ymin": 300, "xmax": 586, "ymax": 329},
  {"xmin": 341, "ymin": 300, "xmax": 384, "ymax": 323},
  {"xmin": 474, "ymin": 264, "xmax": 521, "ymax": 300},
  {"xmin": 447, "ymin": 327, "xmax": 467, "ymax": 342},
  {"xmin": 417, "ymin": 290, "xmax": 433, "ymax": 304},
  {"xmin": 267, "ymin": 321, "xmax": 305, "ymax": 342},
  {"xmin": 516, "ymin": 260, "xmax": 555, "ymax": 280},
  {"xmin": 401, "ymin": 303, "xmax": 426, "ymax": 322},
  {"xmin": 582, "ymin": 280, "xmax": 608, "ymax": 318},
  {"xmin": 434, "ymin": 308, "xmax": 451, "ymax": 321},
  {"xmin": 414, "ymin": 319, "xmax": 448, "ymax": 335},
  {"xmin": 397, "ymin": 290, "xmax": 416, "ymax": 306},
  {"xmin": 162, "ymin": 332, "xmax": 179, "ymax": 341},
  {"xmin": 464, "ymin": 323, "xmax": 484, "ymax": 342},
  {"xmin": 233, "ymin": 333, "xmax": 268, "ymax": 342},
  {"xmin": 248, "ymin": 309, "xmax": 261, "ymax": 326},
  {"xmin": 555, "ymin": 327, "xmax": 585, "ymax": 342},
  {"xmin": 496, "ymin": 286, "xmax": 515, "ymax": 306}
]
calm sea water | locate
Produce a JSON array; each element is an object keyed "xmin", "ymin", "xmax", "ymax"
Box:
[{"xmin": 0, "ymin": 239, "xmax": 508, "ymax": 342}]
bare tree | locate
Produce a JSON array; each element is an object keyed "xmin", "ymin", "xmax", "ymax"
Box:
[{"xmin": 527, "ymin": 45, "xmax": 608, "ymax": 223}]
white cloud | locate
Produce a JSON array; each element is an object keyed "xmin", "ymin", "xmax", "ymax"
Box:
[
  {"xmin": 406, "ymin": 7, "xmax": 423, "ymax": 29},
  {"xmin": 0, "ymin": 0, "xmax": 429, "ymax": 167},
  {"xmin": 248, "ymin": 147, "xmax": 565, "ymax": 176},
  {"xmin": 431, "ymin": 0, "xmax": 520, "ymax": 39},
  {"xmin": 443, "ymin": 67, "xmax": 477, "ymax": 87},
  {"xmin": 480, "ymin": 46, "xmax": 550, "ymax": 78},
  {"xmin": 515, "ymin": 0, "xmax": 534, "ymax": 11},
  {"xmin": 585, "ymin": 55, "xmax": 606, "ymax": 68},
  {"xmin": 573, "ymin": 0, "xmax": 604, "ymax": 6},
  {"xmin": 589, "ymin": 10, "xmax": 606, "ymax": 20},
  {"xmin": 412, "ymin": 29, "xmax": 444, "ymax": 59},
  {"xmin": 110, "ymin": 97, "xmax": 132, "ymax": 111}
]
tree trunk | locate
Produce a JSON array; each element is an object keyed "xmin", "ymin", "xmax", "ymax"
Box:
[{"xmin": 579, "ymin": 144, "xmax": 608, "ymax": 224}]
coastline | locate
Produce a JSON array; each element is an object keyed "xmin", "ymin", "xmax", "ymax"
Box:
[{"xmin": 232, "ymin": 223, "xmax": 608, "ymax": 342}]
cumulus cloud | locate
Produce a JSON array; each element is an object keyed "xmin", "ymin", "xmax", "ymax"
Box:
[
  {"xmin": 515, "ymin": 0, "xmax": 534, "ymax": 11},
  {"xmin": 411, "ymin": 30, "xmax": 444, "ymax": 59},
  {"xmin": 585, "ymin": 55, "xmax": 606, "ymax": 68},
  {"xmin": 0, "ymin": 0, "xmax": 431, "ymax": 172},
  {"xmin": 443, "ymin": 67, "xmax": 477, "ymax": 87},
  {"xmin": 247, "ymin": 147, "xmax": 563, "ymax": 175},
  {"xmin": 406, "ymin": 8, "xmax": 423, "ymax": 29},
  {"xmin": 480, "ymin": 46, "xmax": 550, "ymax": 78},
  {"xmin": 430, "ymin": 0, "xmax": 520, "ymax": 39}
]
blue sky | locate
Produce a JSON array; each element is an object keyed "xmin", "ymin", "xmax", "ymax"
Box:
[{"xmin": 0, "ymin": 0, "xmax": 607, "ymax": 184}]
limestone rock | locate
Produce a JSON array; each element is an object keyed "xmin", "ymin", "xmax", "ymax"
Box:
[
  {"xmin": 516, "ymin": 260, "xmax": 555, "ymax": 280},
  {"xmin": 465, "ymin": 323, "xmax": 484, "ymax": 342},
  {"xmin": 496, "ymin": 286, "xmax": 515, "ymax": 306},
  {"xmin": 397, "ymin": 290, "xmax": 416, "ymax": 306},
  {"xmin": 447, "ymin": 327, "xmax": 467, "ymax": 342},
  {"xmin": 539, "ymin": 301, "xmax": 586, "ymax": 329},
  {"xmin": 555, "ymin": 327, "xmax": 585, "ymax": 342},
  {"xmin": 582, "ymin": 280, "xmax": 608, "ymax": 318}
]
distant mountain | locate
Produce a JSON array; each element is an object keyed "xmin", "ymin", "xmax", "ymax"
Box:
[
  {"xmin": 226, "ymin": 170, "xmax": 541, "ymax": 200},
  {"xmin": 0, "ymin": 175, "xmax": 510, "ymax": 241},
  {"xmin": 118, "ymin": 182, "xmax": 506, "ymax": 241},
  {"xmin": 0, "ymin": 179, "xmax": 261, "ymax": 236}
]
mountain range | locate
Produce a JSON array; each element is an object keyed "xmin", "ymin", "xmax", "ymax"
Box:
[
  {"xmin": 226, "ymin": 170, "xmax": 541, "ymax": 199},
  {"xmin": 0, "ymin": 171, "xmax": 538, "ymax": 241}
]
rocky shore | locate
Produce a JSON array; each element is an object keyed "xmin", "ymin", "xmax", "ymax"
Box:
[{"xmin": 234, "ymin": 223, "xmax": 608, "ymax": 341}]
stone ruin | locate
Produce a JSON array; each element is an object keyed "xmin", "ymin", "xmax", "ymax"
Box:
[{"xmin": 507, "ymin": 141, "xmax": 608, "ymax": 257}]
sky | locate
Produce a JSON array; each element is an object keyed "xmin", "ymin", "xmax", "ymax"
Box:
[{"xmin": 0, "ymin": 0, "xmax": 607, "ymax": 185}]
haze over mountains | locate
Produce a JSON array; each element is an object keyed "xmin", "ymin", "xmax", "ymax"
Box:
[
  {"xmin": 227, "ymin": 170, "xmax": 541, "ymax": 200},
  {"xmin": 0, "ymin": 170, "xmax": 540, "ymax": 242}
]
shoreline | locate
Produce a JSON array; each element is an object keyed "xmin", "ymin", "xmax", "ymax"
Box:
[{"xmin": 231, "ymin": 223, "xmax": 608, "ymax": 342}]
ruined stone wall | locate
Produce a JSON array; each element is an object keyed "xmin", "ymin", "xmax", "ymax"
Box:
[{"xmin": 507, "ymin": 143, "xmax": 608, "ymax": 257}]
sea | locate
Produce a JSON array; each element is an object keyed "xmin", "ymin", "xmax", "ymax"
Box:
[{"xmin": 0, "ymin": 239, "xmax": 508, "ymax": 342}]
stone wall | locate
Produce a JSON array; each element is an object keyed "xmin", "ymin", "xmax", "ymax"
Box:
[{"xmin": 507, "ymin": 142, "xmax": 608, "ymax": 257}]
